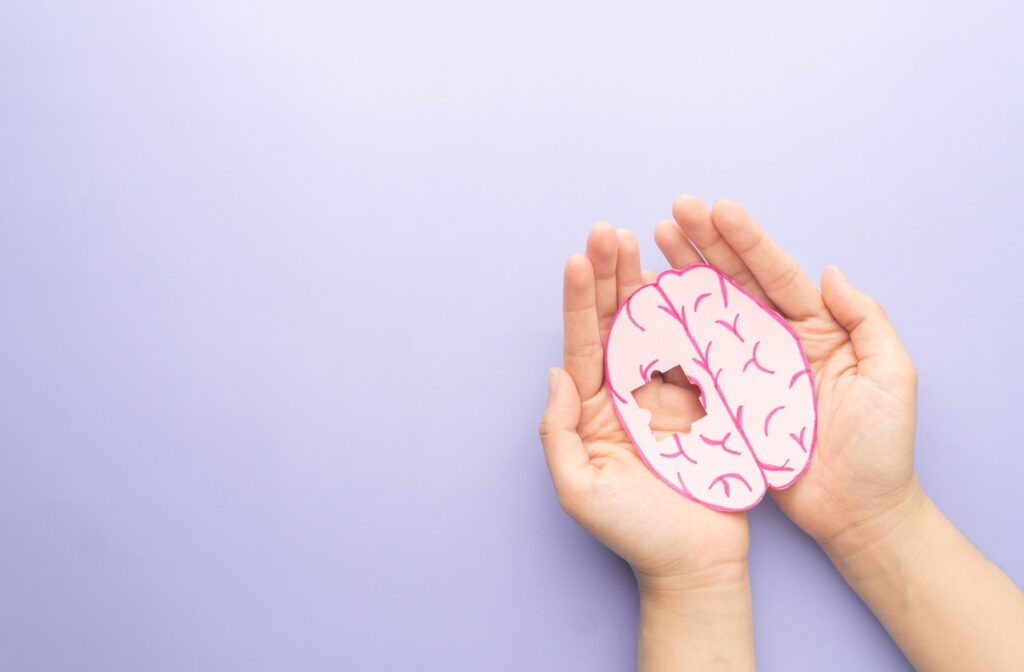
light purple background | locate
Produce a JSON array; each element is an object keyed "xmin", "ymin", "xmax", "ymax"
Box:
[{"xmin": 1, "ymin": 2, "xmax": 1021, "ymax": 670}]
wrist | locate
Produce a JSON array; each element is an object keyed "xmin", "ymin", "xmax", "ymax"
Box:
[
  {"xmin": 636, "ymin": 560, "xmax": 750, "ymax": 607},
  {"xmin": 637, "ymin": 561, "xmax": 753, "ymax": 634},
  {"xmin": 818, "ymin": 478, "xmax": 935, "ymax": 582},
  {"xmin": 636, "ymin": 561, "xmax": 754, "ymax": 671}
]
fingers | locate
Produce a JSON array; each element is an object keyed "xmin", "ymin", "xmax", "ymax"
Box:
[
  {"xmin": 615, "ymin": 229, "xmax": 644, "ymax": 305},
  {"xmin": 820, "ymin": 266, "xmax": 914, "ymax": 379},
  {"xmin": 566, "ymin": 223, "xmax": 653, "ymax": 400},
  {"xmin": 539, "ymin": 367, "xmax": 590, "ymax": 495},
  {"xmin": 654, "ymin": 219, "xmax": 702, "ymax": 268},
  {"xmin": 710, "ymin": 200, "xmax": 825, "ymax": 320},
  {"xmin": 563, "ymin": 253, "xmax": 604, "ymax": 400},
  {"xmin": 671, "ymin": 195, "xmax": 770, "ymax": 303},
  {"xmin": 586, "ymin": 222, "xmax": 618, "ymax": 338}
]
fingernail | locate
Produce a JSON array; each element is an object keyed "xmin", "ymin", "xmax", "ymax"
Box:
[{"xmin": 549, "ymin": 368, "xmax": 559, "ymax": 393}]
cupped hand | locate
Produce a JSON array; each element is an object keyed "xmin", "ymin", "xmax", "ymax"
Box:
[
  {"xmin": 654, "ymin": 196, "xmax": 920, "ymax": 552},
  {"xmin": 540, "ymin": 223, "xmax": 749, "ymax": 590}
]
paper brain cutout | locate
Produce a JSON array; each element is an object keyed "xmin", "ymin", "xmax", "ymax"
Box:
[{"xmin": 606, "ymin": 264, "xmax": 817, "ymax": 512}]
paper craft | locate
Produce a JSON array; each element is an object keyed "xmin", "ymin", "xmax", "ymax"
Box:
[{"xmin": 605, "ymin": 264, "xmax": 817, "ymax": 511}]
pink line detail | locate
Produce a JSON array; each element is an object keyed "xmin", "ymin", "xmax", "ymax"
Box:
[
  {"xmin": 719, "ymin": 273, "xmax": 729, "ymax": 308},
  {"xmin": 657, "ymin": 304, "xmax": 679, "ymax": 323},
  {"xmin": 757, "ymin": 458, "xmax": 793, "ymax": 472},
  {"xmin": 602, "ymin": 263, "xmax": 818, "ymax": 513},
  {"xmin": 714, "ymin": 313, "xmax": 744, "ymax": 343},
  {"xmin": 660, "ymin": 433, "xmax": 698, "ymax": 464},
  {"xmin": 789, "ymin": 426, "xmax": 808, "ymax": 453},
  {"xmin": 742, "ymin": 341, "xmax": 776, "ymax": 375},
  {"xmin": 709, "ymin": 472, "xmax": 753, "ymax": 498},
  {"xmin": 640, "ymin": 359, "xmax": 659, "ymax": 382},
  {"xmin": 625, "ymin": 298, "xmax": 645, "ymax": 332},
  {"xmin": 763, "ymin": 405, "xmax": 785, "ymax": 436},
  {"xmin": 648, "ymin": 289, "xmax": 770, "ymax": 494},
  {"xmin": 700, "ymin": 432, "xmax": 740, "ymax": 456},
  {"xmin": 789, "ymin": 368, "xmax": 811, "ymax": 389},
  {"xmin": 693, "ymin": 292, "xmax": 712, "ymax": 313}
]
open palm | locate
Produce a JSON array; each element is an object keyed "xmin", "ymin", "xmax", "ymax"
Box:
[
  {"xmin": 653, "ymin": 196, "xmax": 919, "ymax": 546},
  {"xmin": 541, "ymin": 224, "xmax": 748, "ymax": 585}
]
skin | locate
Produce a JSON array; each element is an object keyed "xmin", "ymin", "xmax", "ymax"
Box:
[{"xmin": 539, "ymin": 196, "xmax": 1024, "ymax": 670}]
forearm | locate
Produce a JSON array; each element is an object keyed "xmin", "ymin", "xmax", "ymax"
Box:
[
  {"xmin": 821, "ymin": 483, "xmax": 1024, "ymax": 671},
  {"xmin": 637, "ymin": 562, "xmax": 755, "ymax": 672}
]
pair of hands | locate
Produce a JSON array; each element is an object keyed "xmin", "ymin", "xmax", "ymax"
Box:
[{"xmin": 539, "ymin": 195, "xmax": 921, "ymax": 594}]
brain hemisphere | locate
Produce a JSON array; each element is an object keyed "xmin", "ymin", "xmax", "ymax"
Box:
[{"xmin": 605, "ymin": 265, "xmax": 817, "ymax": 511}]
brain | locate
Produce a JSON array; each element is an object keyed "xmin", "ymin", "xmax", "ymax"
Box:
[{"xmin": 605, "ymin": 264, "xmax": 817, "ymax": 511}]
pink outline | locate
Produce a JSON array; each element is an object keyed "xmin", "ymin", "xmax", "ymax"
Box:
[
  {"xmin": 608, "ymin": 382, "xmax": 628, "ymax": 405},
  {"xmin": 604, "ymin": 263, "xmax": 819, "ymax": 513},
  {"xmin": 763, "ymin": 405, "xmax": 785, "ymax": 436}
]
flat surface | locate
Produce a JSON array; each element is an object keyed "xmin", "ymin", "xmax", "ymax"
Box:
[{"xmin": 1, "ymin": 2, "xmax": 1021, "ymax": 670}]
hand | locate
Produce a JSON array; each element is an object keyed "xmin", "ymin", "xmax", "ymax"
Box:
[
  {"xmin": 653, "ymin": 195, "xmax": 920, "ymax": 554},
  {"xmin": 539, "ymin": 222, "xmax": 749, "ymax": 590}
]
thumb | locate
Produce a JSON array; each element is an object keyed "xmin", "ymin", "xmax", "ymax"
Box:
[
  {"xmin": 820, "ymin": 266, "xmax": 914, "ymax": 380},
  {"xmin": 539, "ymin": 368, "xmax": 588, "ymax": 492}
]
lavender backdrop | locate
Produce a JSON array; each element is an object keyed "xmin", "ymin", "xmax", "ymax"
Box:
[{"xmin": 1, "ymin": 2, "xmax": 1021, "ymax": 670}]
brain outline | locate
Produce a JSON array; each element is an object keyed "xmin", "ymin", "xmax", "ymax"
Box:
[{"xmin": 605, "ymin": 264, "xmax": 818, "ymax": 512}]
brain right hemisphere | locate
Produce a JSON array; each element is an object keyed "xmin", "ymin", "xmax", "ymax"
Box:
[{"xmin": 605, "ymin": 265, "xmax": 817, "ymax": 511}]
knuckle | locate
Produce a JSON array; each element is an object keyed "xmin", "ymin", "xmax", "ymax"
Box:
[
  {"xmin": 767, "ymin": 263, "xmax": 800, "ymax": 293},
  {"xmin": 731, "ymin": 267, "xmax": 755, "ymax": 288},
  {"xmin": 736, "ymin": 230, "xmax": 765, "ymax": 255}
]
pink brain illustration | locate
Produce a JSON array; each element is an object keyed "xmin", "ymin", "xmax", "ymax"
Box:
[{"xmin": 605, "ymin": 264, "xmax": 817, "ymax": 511}]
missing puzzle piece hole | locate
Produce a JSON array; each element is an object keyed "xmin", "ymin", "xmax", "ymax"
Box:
[{"xmin": 630, "ymin": 365, "xmax": 708, "ymax": 441}]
